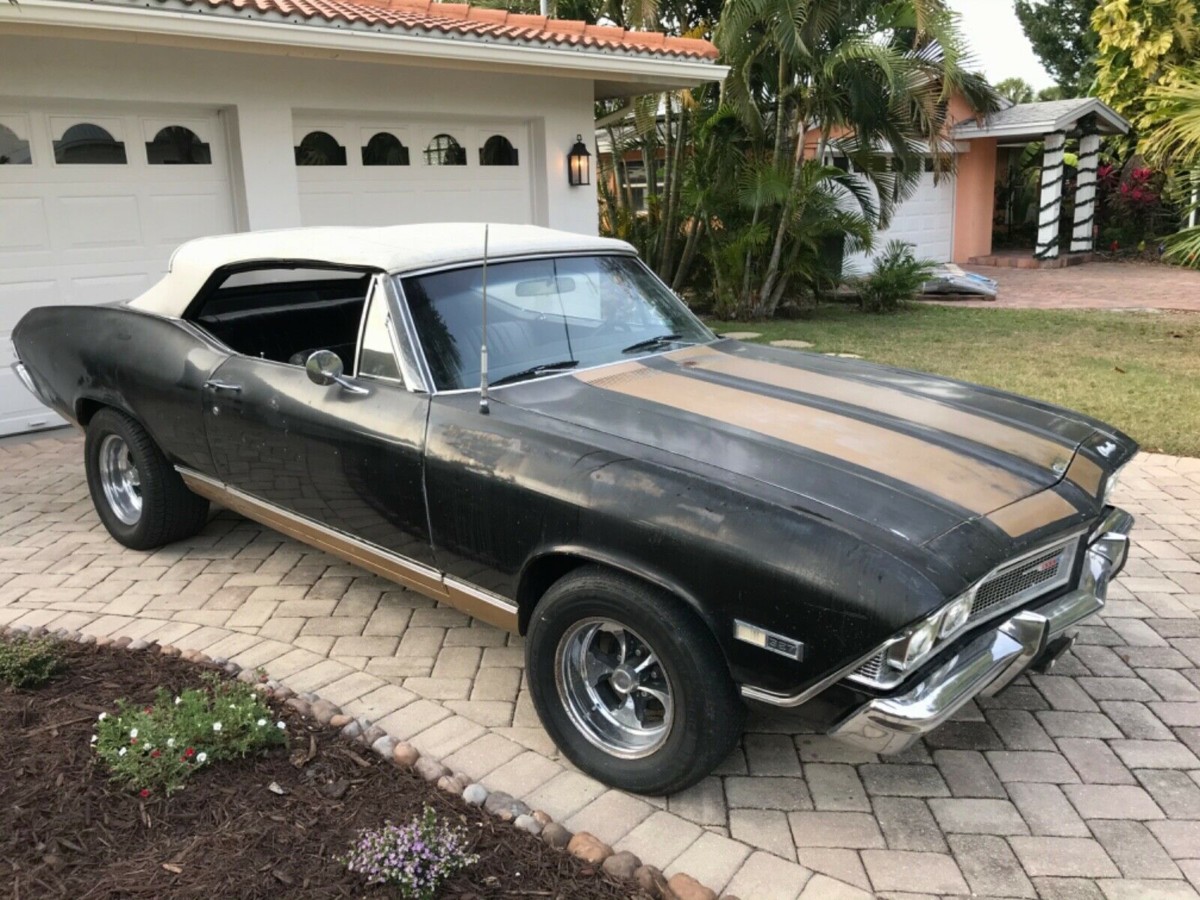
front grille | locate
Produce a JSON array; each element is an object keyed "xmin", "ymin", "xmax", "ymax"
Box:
[
  {"xmin": 854, "ymin": 651, "xmax": 884, "ymax": 681},
  {"xmin": 970, "ymin": 540, "xmax": 1077, "ymax": 623}
]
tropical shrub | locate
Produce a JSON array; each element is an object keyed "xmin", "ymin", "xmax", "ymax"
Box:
[
  {"xmin": 856, "ymin": 241, "xmax": 937, "ymax": 313},
  {"xmin": 93, "ymin": 673, "xmax": 286, "ymax": 797}
]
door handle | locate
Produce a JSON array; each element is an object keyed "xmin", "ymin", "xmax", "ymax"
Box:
[{"xmin": 204, "ymin": 379, "xmax": 242, "ymax": 393}]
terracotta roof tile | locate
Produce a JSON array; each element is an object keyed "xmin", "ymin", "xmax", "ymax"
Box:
[{"xmin": 164, "ymin": 0, "xmax": 719, "ymax": 60}]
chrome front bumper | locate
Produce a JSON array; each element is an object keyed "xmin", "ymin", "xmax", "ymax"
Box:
[{"xmin": 829, "ymin": 510, "xmax": 1133, "ymax": 754}]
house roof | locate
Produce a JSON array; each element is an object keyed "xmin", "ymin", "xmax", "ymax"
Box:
[
  {"xmin": 126, "ymin": 0, "xmax": 719, "ymax": 60},
  {"xmin": 954, "ymin": 98, "xmax": 1130, "ymax": 141},
  {"xmin": 129, "ymin": 223, "xmax": 635, "ymax": 317}
]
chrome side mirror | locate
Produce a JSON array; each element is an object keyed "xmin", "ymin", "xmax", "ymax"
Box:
[{"xmin": 305, "ymin": 350, "xmax": 368, "ymax": 394}]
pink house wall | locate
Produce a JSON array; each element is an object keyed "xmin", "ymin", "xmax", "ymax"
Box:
[{"xmin": 951, "ymin": 137, "xmax": 997, "ymax": 262}]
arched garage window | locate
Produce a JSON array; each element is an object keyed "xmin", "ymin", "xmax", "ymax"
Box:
[
  {"xmin": 295, "ymin": 131, "xmax": 346, "ymax": 166},
  {"xmin": 362, "ymin": 132, "xmax": 410, "ymax": 166},
  {"xmin": 479, "ymin": 135, "xmax": 518, "ymax": 166},
  {"xmin": 424, "ymin": 134, "xmax": 466, "ymax": 166},
  {"xmin": 0, "ymin": 124, "xmax": 31, "ymax": 165},
  {"xmin": 146, "ymin": 126, "xmax": 211, "ymax": 165},
  {"xmin": 54, "ymin": 123, "xmax": 127, "ymax": 164}
]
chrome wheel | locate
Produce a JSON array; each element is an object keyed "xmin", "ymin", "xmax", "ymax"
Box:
[
  {"xmin": 98, "ymin": 434, "xmax": 142, "ymax": 525},
  {"xmin": 555, "ymin": 618, "xmax": 673, "ymax": 759}
]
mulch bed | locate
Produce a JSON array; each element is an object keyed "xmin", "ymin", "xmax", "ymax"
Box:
[{"xmin": 1, "ymin": 641, "xmax": 646, "ymax": 899}]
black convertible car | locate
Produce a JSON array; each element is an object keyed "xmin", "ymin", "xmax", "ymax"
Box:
[{"xmin": 12, "ymin": 223, "xmax": 1135, "ymax": 794}]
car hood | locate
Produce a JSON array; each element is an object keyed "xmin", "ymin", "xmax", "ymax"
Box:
[{"xmin": 501, "ymin": 341, "xmax": 1123, "ymax": 552}]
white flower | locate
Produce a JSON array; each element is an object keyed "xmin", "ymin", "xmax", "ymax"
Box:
[
  {"xmin": 196, "ymin": 752, "xmax": 208, "ymax": 764},
  {"xmin": 118, "ymin": 747, "xmax": 127, "ymax": 757},
  {"xmin": 212, "ymin": 722, "xmax": 222, "ymax": 733},
  {"xmin": 98, "ymin": 712, "xmax": 107, "ymax": 721},
  {"xmin": 276, "ymin": 721, "xmax": 286, "ymax": 730},
  {"xmin": 167, "ymin": 738, "xmax": 175, "ymax": 748},
  {"xmin": 90, "ymin": 735, "xmax": 97, "ymax": 744},
  {"xmin": 174, "ymin": 697, "xmax": 182, "ymax": 706},
  {"xmin": 257, "ymin": 718, "xmax": 266, "ymax": 727},
  {"xmin": 129, "ymin": 728, "xmax": 138, "ymax": 739}
]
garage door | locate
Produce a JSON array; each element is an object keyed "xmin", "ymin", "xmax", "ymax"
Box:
[
  {"xmin": 0, "ymin": 104, "xmax": 237, "ymax": 436},
  {"xmin": 845, "ymin": 166, "xmax": 955, "ymax": 273},
  {"xmin": 294, "ymin": 114, "xmax": 534, "ymax": 227}
]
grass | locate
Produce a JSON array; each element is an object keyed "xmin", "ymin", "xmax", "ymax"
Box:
[{"xmin": 708, "ymin": 305, "xmax": 1200, "ymax": 458}]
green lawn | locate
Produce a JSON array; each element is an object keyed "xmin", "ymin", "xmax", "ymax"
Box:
[{"xmin": 707, "ymin": 305, "xmax": 1200, "ymax": 458}]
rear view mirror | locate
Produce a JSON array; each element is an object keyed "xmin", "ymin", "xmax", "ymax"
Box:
[{"xmin": 515, "ymin": 276, "xmax": 576, "ymax": 297}]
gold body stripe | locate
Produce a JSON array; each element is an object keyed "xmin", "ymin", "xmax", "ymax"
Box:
[
  {"xmin": 577, "ymin": 364, "xmax": 1038, "ymax": 516},
  {"xmin": 670, "ymin": 347, "xmax": 1074, "ymax": 471},
  {"xmin": 179, "ymin": 470, "xmax": 518, "ymax": 632},
  {"xmin": 1066, "ymin": 453, "xmax": 1104, "ymax": 498},
  {"xmin": 987, "ymin": 491, "xmax": 1081, "ymax": 538}
]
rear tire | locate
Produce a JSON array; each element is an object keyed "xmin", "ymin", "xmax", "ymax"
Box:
[
  {"xmin": 84, "ymin": 408, "xmax": 209, "ymax": 550},
  {"xmin": 526, "ymin": 566, "xmax": 745, "ymax": 795}
]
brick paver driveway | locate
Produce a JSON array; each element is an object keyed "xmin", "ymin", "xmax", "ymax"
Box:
[
  {"xmin": 935, "ymin": 261, "xmax": 1200, "ymax": 312},
  {"xmin": 4, "ymin": 431, "xmax": 1200, "ymax": 899}
]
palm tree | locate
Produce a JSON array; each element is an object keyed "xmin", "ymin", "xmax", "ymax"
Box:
[
  {"xmin": 713, "ymin": 0, "xmax": 997, "ymax": 316},
  {"xmin": 995, "ymin": 77, "xmax": 1036, "ymax": 105},
  {"xmin": 1144, "ymin": 66, "xmax": 1200, "ymax": 265}
]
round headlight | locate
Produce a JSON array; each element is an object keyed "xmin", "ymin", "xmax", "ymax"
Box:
[
  {"xmin": 940, "ymin": 595, "xmax": 972, "ymax": 638},
  {"xmin": 888, "ymin": 617, "xmax": 941, "ymax": 671}
]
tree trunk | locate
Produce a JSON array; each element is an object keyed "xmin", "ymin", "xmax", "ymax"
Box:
[
  {"xmin": 672, "ymin": 207, "xmax": 704, "ymax": 291},
  {"xmin": 756, "ymin": 117, "xmax": 807, "ymax": 316}
]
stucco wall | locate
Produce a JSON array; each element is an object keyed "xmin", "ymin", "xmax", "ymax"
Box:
[
  {"xmin": 951, "ymin": 137, "xmax": 997, "ymax": 263},
  {"xmin": 0, "ymin": 33, "xmax": 600, "ymax": 235}
]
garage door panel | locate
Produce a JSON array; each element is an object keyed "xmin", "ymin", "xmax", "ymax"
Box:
[
  {"xmin": 57, "ymin": 195, "xmax": 143, "ymax": 248},
  {"xmin": 0, "ymin": 197, "xmax": 50, "ymax": 251},
  {"xmin": 1, "ymin": 102, "xmax": 236, "ymax": 436},
  {"xmin": 145, "ymin": 193, "xmax": 233, "ymax": 241},
  {"xmin": 296, "ymin": 114, "xmax": 535, "ymax": 229}
]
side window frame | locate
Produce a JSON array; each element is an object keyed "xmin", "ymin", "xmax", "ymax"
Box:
[
  {"xmin": 355, "ymin": 275, "xmax": 404, "ymax": 385},
  {"xmin": 368, "ymin": 273, "xmax": 431, "ymax": 394}
]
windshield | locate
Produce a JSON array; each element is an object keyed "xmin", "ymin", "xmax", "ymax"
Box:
[{"xmin": 399, "ymin": 255, "xmax": 715, "ymax": 391}]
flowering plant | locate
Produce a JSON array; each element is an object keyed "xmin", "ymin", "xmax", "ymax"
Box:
[
  {"xmin": 341, "ymin": 806, "xmax": 479, "ymax": 899},
  {"xmin": 93, "ymin": 673, "xmax": 286, "ymax": 796}
]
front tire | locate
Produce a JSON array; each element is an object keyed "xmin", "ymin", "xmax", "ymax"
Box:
[
  {"xmin": 84, "ymin": 408, "xmax": 209, "ymax": 550},
  {"xmin": 526, "ymin": 566, "xmax": 745, "ymax": 795}
]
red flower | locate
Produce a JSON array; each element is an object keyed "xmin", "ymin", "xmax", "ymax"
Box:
[
  {"xmin": 130, "ymin": 738, "xmax": 138, "ymax": 745},
  {"xmin": 139, "ymin": 788, "xmax": 151, "ymax": 799},
  {"xmin": 144, "ymin": 706, "xmax": 153, "ymax": 714},
  {"xmin": 184, "ymin": 747, "xmax": 195, "ymax": 758},
  {"xmin": 150, "ymin": 750, "xmax": 161, "ymax": 758}
]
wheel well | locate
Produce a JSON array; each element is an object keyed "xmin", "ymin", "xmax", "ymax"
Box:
[
  {"xmin": 516, "ymin": 553, "xmax": 589, "ymax": 634},
  {"xmin": 75, "ymin": 398, "xmax": 105, "ymax": 427}
]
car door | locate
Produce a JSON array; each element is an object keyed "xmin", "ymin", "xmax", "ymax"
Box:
[{"xmin": 202, "ymin": 273, "xmax": 435, "ymax": 568}]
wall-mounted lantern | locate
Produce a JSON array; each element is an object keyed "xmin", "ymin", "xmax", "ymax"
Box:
[{"xmin": 567, "ymin": 134, "xmax": 591, "ymax": 187}]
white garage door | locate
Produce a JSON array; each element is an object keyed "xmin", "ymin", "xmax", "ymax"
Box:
[
  {"xmin": 294, "ymin": 114, "xmax": 534, "ymax": 228},
  {"xmin": 0, "ymin": 103, "xmax": 237, "ymax": 436},
  {"xmin": 845, "ymin": 166, "xmax": 956, "ymax": 273}
]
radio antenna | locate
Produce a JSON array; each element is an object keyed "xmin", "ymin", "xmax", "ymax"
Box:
[{"xmin": 479, "ymin": 224, "xmax": 490, "ymax": 415}]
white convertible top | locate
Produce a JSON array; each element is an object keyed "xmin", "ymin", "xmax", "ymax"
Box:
[{"xmin": 128, "ymin": 223, "xmax": 635, "ymax": 318}]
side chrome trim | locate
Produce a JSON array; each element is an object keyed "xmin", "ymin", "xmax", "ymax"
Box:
[{"xmin": 177, "ymin": 468, "xmax": 518, "ymax": 632}]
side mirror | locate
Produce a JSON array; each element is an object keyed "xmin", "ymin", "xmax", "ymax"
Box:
[
  {"xmin": 305, "ymin": 350, "xmax": 368, "ymax": 394},
  {"xmin": 306, "ymin": 349, "xmax": 344, "ymax": 386}
]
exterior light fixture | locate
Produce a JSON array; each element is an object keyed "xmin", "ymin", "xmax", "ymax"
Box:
[{"xmin": 567, "ymin": 134, "xmax": 591, "ymax": 186}]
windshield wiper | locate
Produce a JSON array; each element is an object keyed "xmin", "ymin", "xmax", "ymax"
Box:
[
  {"xmin": 489, "ymin": 360, "xmax": 579, "ymax": 388},
  {"xmin": 621, "ymin": 333, "xmax": 687, "ymax": 354}
]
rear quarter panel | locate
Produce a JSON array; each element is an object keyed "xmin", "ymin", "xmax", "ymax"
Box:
[{"xmin": 13, "ymin": 305, "xmax": 228, "ymax": 473}]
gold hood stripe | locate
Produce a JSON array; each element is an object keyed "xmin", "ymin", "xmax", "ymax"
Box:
[
  {"xmin": 669, "ymin": 347, "xmax": 1074, "ymax": 471},
  {"xmin": 577, "ymin": 363, "xmax": 1038, "ymax": 516}
]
